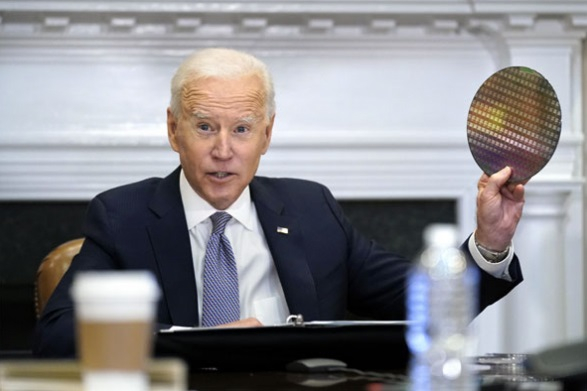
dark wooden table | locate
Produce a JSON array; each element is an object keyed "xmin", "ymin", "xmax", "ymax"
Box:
[{"xmin": 188, "ymin": 370, "xmax": 405, "ymax": 391}]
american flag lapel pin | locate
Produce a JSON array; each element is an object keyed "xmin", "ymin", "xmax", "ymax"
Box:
[{"xmin": 277, "ymin": 226, "xmax": 289, "ymax": 235}]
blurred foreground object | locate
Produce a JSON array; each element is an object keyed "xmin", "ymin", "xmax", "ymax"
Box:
[{"xmin": 406, "ymin": 224, "xmax": 480, "ymax": 390}]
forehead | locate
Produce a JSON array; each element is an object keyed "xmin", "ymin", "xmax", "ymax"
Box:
[{"xmin": 181, "ymin": 74, "xmax": 267, "ymax": 112}]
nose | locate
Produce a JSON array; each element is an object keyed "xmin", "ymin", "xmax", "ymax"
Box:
[{"xmin": 211, "ymin": 130, "xmax": 233, "ymax": 159}]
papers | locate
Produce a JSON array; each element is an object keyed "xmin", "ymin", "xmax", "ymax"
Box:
[
  {"xmin": 292, "ymin": 320, "xmax": 411, "ymax": 327},
  {"xmin": 159, "ymin": 317, "xmax": 410, "ymax": 333}
]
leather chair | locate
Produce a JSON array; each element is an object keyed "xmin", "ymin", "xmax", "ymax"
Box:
[{"xmin": 35, "ymin": 238, "xmax": 84, "ymax": 318}]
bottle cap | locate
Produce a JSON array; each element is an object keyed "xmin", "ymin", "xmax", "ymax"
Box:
[{"xmin": 423, "ymin": 224, "xmax": 458, "ymax": 248}]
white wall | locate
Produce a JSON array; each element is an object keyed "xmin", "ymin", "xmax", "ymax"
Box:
[
  {"xmin": 583, "ymin": 37, "xmax": 587, "ymax": 343},
  {"xmin": 0, "ymin": 0, "xmax": 585, "ymax": 355}
]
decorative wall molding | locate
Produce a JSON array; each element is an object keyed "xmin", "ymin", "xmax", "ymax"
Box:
[
  {"xmin": 1, "ymin": 0, "xmax": 586, "ymax": 13},
  {"xmin": 0, "ymin": 1, "xmax": 586, "ymax": 46}
]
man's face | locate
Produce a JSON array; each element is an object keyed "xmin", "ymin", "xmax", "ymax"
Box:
[{"xmin": 167, "ymin": 74, "xmax": 274, "ymax": 210}]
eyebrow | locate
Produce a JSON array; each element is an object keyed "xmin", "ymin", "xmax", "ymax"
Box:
[
  {"xmin": 192, "ymin": 111, "xmax": 209, "ymax": 119},
  {"xmin": 191, "ymin": 112, "xmax": 260, "ymax": 124},
  {"xmin": 240, "ymin": 115, "xmax": 258, "ymax": 124}
]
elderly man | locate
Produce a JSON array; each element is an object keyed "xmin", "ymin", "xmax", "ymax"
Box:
[{"xmin": 33, "ymin": 47, "xmax": 525, "ymax": 357}]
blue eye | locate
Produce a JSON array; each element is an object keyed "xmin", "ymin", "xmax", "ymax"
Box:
[
  {"xmin": 198, "ymin": 124, "xmax": 210, "ymax": 132},
  {"xmin": 236, "ymin": 126, "xmax": 247, "ymax": 133}
]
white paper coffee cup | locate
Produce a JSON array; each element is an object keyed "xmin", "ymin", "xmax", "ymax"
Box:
[{"xmin": 71, "ymin": 270, "xmax": 160, "ymax": 391}]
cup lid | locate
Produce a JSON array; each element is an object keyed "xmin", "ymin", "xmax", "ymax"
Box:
[{"xmin": 71, "ymin": 270, "xmax": 160, "ymax": 302}]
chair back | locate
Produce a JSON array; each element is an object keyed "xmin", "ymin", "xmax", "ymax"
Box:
[{"xmin": 35, "ymin": 238, "xmax": 84, "ymax": 318}]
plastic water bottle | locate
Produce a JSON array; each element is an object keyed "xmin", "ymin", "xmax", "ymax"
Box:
[{"xmin": 406, "ymin": 224, "xmax": 480, "ymax": 391}]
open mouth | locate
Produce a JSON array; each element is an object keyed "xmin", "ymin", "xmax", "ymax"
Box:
[{"xmin": 211, "ymin": 172, "xmax": 232, "ymax": 179}]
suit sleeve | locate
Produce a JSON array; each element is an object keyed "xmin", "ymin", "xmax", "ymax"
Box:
[
  {"xmin": 32, "ymin": 196, "xmax": 116, "ymax": 357},
  {"xmin": 319, "ymin": 185, "xmax": 523, "ymax": 320}
]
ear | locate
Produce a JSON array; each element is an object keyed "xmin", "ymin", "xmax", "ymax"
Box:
[
  {"xmin": 261, "ymin": 114, "xmax": 275, "ymax": 155},
  {"xmin": 167, "ymin": 108, "xmax": 180, "ymax": 153}
]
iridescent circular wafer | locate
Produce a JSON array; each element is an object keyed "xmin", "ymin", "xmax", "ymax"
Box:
[{"xmin": 467, "ymin": 66, "xmax": 561, "ymax": 183}]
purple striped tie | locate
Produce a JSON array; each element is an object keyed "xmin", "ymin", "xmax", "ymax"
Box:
[{"xmin": 201, "ymin": 212, "xmax": 240, "ymax": 327}]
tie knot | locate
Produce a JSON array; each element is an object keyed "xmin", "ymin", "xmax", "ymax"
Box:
[{"xmin": 210, "ymin": 211, "xmax": 231, "ymax": 234}]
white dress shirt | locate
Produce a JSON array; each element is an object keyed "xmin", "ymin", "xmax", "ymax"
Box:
[{"xmin": 179, "ymin": 170, "xmax": 290, "ymax": 326}]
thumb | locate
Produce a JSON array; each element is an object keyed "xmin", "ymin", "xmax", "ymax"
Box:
[{"xmin": 487, "ymin": 166, "xmax": 512, "ymax": 191}]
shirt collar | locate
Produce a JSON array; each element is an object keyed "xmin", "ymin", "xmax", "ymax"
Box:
[{"xmin": 179, "ymin": 168, "xmax": 254, "ymax": 231}]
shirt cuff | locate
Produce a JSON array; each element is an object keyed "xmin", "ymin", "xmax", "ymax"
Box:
[{"xmin": 468, "ymin": 234, "xmax": 514, "ymax": 281}]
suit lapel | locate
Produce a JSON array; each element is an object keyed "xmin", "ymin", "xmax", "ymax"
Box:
[
  {"xmin": 147, "ymin": 167, "xmax": 199, "ymax": 326},
  {"xmin": 250, "ymin": 178, "xmax": 320, "ymax": 320}
]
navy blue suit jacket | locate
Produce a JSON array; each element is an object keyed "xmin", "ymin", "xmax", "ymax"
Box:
[{"xmin": 33, "ymin": 167, "xmax": 523, "ymax": 357}]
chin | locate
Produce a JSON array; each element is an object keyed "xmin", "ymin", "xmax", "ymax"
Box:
[
  {"xmin": 208, "ymin": 195, "xmax": 237, "ymax": 210},
  {"xmin": 207, "ymin": 183, "xmax": 245, "ymax": 209}
]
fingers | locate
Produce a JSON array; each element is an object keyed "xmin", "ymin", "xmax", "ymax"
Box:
[
  {"xmin": 479, "ymin": 166, "xmax": 511, "ymax": 194},
  {"xmin": 490, "ymin": 166, "xmax": 513, "ymax": 187},
  {"xmin": 478, "ymin": 167, "xmax": 514, "ymax": 190},
  {"xmin": 511, "ymin": 183, "xmax": 525, "ymax": 202},
  {"xmin": 477, "ymin": 173, "xmax": 489, "ymax": 190},
  {"xmin": 217, "ymin": 317, "xmax": 263, "ymax": 328},
  {"xmin": 499, "ymin": 169, "xmax": 526, "ymax": 202}
]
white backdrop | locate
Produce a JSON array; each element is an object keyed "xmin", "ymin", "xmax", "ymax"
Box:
[{"xmin": 0, "ymin": 0, "xmax": 585, "ymax": 355}]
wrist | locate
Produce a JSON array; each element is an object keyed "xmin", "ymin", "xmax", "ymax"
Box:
[{"xmin": 475, "ymin": 239, "xmax": 510, "ymax": 263}]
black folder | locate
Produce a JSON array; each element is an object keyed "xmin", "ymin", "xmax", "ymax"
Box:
[{"xmin": 154, "ymin": 320, "xmax": 410, "ymax": 372}]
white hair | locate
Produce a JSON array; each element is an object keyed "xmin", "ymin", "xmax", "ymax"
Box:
[{"xmin": 169, "ymin": 47, "xmax": 276, "ymax": 119}]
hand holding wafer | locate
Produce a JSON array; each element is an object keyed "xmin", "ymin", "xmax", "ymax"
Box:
[{"xmin": 475, "ymin": 166, "xmax": 525, "ymax": 251}]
